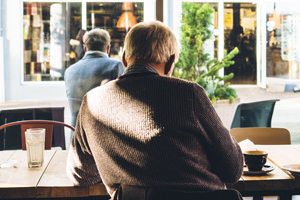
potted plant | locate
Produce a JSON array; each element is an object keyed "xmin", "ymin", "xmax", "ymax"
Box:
[{"xmin": 174, "ymin": 2, "xmax": 239, "ymax": 103}]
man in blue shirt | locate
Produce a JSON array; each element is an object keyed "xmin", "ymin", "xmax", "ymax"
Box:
[{"xmin": 65, "ymin": 28, "xmax": 124, "ymax": 126}]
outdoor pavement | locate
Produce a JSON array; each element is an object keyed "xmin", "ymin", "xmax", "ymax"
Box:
[
  {"xmin": 2, "ymin": 85, "xmax": 298, "ymax": 146},
  {"xmin": 62, "ymin": 85, "xmax": 300, "ymax": 147}
]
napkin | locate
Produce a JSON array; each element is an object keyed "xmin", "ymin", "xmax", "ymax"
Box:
[{"xmin": 238, "ymin": 139, "xmax": 257, "ymax": 152}]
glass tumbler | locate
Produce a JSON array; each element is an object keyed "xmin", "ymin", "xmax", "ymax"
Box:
[{"xmin": 25, "ymin": 128, "xmax": 45, "ymax": 168}]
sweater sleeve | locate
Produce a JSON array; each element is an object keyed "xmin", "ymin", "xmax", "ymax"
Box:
[
  {"xmin": 66, "ymin": 96, "xmax": 101, "ymax": 186},
  {"xmin": 192, "ymin": 84, "xmax": 243, "ymax": 184}
]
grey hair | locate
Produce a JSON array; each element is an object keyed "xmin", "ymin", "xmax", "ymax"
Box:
[
  {"xmin": 124, "ymin": 21, "xmax": 179, "ymax": 64},
  {"xmin": 83, "ymin": 28, "xmax": 111, "ymax": 51}
]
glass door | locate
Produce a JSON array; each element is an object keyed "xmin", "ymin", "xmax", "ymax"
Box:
[{"xmin": 224, "ymin": 2, "xmax": 257, "ymax": 84}]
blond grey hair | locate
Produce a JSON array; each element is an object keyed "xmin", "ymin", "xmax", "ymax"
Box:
[
  {"xmin": 83, "ymin": 28, "xmax": 111, "ymax": 51},
  {"xmin": 124, "ymin": 21, "xmax": 178, "ymax": 64}
]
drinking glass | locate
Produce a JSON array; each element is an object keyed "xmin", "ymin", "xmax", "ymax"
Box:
[{"xmin": 25, "ymin": 128, "xmax": 45, "ymax": 168}]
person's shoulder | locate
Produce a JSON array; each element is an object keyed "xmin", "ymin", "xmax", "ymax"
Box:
[
  {"xmin": 65, "ymin": 63, "xmax": 76, "ymax": 79},
  {"xmin": 164, "ymin": 76, "xmax": 208, "ymax": 96},
  {"xmin": 66, "ymin": 60, "xmax": 85, "ymax": 72},
  {"xmin": 162, "ymin": 76, "xmax": 204, "ymax": 89},
  {"xmin": 86, "ymin": 79, "xmax": 118, "ymax": 96},
  {"xmin": 105, "ymin": 57, "xmax": 123, "ymax": 65},
  {"xmin": 65, "ymin": 60, "xmax": 86, "ymax": 78}
]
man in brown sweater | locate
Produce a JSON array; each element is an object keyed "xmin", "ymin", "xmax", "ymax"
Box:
[{"xmin": 66, "ymin": 21, "xmax": 243, "ymax": 198}]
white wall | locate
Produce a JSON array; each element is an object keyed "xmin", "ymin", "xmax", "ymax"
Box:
[
  {"xmin": 0, "ymin": 0, "xmax": 4, "ymax": 102},
  {"xmin": 4, "ymin": 0, "xmax": 67, "ymax": 101},
  {"xmin": 0, "ymin": 35, "xmax": 4, "ymax": 102},
  {"xmin": 0, "ymin": 37, "xmax": 4, "ymax": 102}
]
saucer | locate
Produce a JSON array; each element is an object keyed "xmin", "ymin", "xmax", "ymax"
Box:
[
  {"xmin": 282, "ymin": 164, "xmax": 300, "ymax": 177},
  {"xmin": 243, "ymin": 164, "xmax": 275, "ymax": 176}
]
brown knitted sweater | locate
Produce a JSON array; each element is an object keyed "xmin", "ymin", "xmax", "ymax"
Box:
[{"xmin": 66, "ymin": 66, "xmax": 243, "ymax": 196}]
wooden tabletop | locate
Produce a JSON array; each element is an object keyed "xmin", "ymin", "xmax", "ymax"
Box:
[
  {"xmin": 229, "ymin": 145, "xmax": 300, "ymax": 198},
  {"xmin": 1, "ymin": 145, "xmax": 300, "ymax": 199},
  {"xmin": 0, "ymin": 150, "xmax": 108, "ymax": 199}
]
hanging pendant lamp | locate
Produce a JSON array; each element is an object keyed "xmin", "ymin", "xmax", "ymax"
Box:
[{"xmin": 116, "ymin": 2, "xmax": 137, "ymax": 31}]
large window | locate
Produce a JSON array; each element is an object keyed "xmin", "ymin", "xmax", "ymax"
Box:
[
  {"xmin": 86, "ymin": 2, "xmax": 143, "ymax": 60},
  {"xmin": 23, "ymin": 1, "xmax": 144, "ymax": 82},
  {"xmin": 23, "ymin": 2, "xmax": 82, "ymax": 81},
  {"xmin": 266, "ymin": 2, "xmax": 300, "ymax": 80},
  {"xmin": 179, "ymin": 1, "xmax": 257, "ymax": 84}
]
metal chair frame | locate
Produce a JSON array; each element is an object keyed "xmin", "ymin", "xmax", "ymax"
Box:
[
  {"xmin": 0, "ymin": 120, "xmax": 75, "ymax": 150},
  {"xmin": 230, "ymin": 99, "xmax": 279, "ymax": 128}
]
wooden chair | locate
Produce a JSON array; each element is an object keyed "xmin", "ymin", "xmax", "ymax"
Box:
[
  {"xmin": 231, "ymin": 127, "xmax": 291, "ymax": 200},
  {"xmin": 116, "ymin": 185, "xmax": 243, "ymax": 200},
  {"xmin": 230, "ymin": 127, "xmax": 291, "ymax": 145},
  {"xmin": 0, "ymin": 107, "xmax": 65, "ymax": 150},
  {"xmin": 231, "ymin": 99, "xmax": 279, "ymax": 128},
  {"xmin": 0, "ymin": 120, "xmax": 75, "ymax": 150}
]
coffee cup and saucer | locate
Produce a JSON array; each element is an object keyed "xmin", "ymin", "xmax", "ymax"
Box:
[{"xmin": 243, "ymin": 150, "xmax": 275, "ymax": 176}]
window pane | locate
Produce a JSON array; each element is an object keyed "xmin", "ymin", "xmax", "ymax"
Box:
[
  {"xmin": 23, "ymin": 2, "xmax": 81, "ymax": 82},
  {"xmin": 86, "ymin": 2, "xmax": 144, "ymax": 60},
  {"xmin": 224, "ymin": 3, "xmax": 257, "ymax": 84},
  {"xmin": 266, "ymin": 2, "xmax": 300, "ymax": 79},
  {"xmin": 23, "ymin": 2, "xmax": 144, "ymax": 82}
]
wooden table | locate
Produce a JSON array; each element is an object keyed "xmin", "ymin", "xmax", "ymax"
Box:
[
  {"xmin": 1, "ymin": 145, "xmax": 300, "ymax": 199},
  {"xmin": 0, "ymin": 150, "xmax": 108, "ymax": 199},
  {"xmin": 229, "ymin": 145, "xmax": 300, "ymax": 199}
]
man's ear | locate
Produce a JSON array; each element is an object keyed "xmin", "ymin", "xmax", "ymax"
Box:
[
  {"xmin": 107, "ymin": 45, "xmax": 111, "ymax": 56},
  {"xmin": 164, "ymin": 54, "xmax": 175, "ymax": 76},
  {"xmin": 122, "ymin": 52, "xmax": 128, "ymax": 67},
  {"xmin": 83, "ymin": 45, "xmax": 88, "ymax": 52}
]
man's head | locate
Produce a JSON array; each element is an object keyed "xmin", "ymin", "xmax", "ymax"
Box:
[
  {"xmin": 123, "ymin": 21, "xmax": 179, "ymax": 76},
  {"xmin": 83, "ymin": 28, "xmax": 111, "ymax": 53}
]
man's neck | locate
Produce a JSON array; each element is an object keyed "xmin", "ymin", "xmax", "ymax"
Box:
[
  {"xmin": 128, "ymin": 62, "xmax": 165, "ymax": 76},
  {"xmin": 85, "ymin": 50, "xmax": 108, "ymax": 56}
]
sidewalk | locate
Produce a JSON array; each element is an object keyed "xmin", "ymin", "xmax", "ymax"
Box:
[
  {"xmin": 214, "ymin": 86, "xmax": 300, "ymax": 144},
  {"xmin": 1, "ymin": 86, "xmax": 299, "ymax": 145}
]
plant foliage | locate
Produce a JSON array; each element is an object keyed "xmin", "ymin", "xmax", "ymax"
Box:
[{"xmin": 174, "ymin": 2, "xmax": 238, "ymax": 103}]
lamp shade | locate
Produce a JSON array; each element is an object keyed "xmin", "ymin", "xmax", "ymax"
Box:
[{"xmin": 116, "ymin": 3, "xmax": 137, "ymax": 31}]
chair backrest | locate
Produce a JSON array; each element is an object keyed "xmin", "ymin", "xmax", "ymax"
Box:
[
  {"xmin": 0, "ymin": 120, "xmax": 75, "ymax": 150},
  {"xmin": 116, "ymin": 185, "xmax": 243, "ymax": 200},
  {"xmin": 0, "ymin": 107, "xmax": 65, "ymax": 150},
  {"xmin": 230, "ymin": 127, "xmax": 291, "ymax": 144},
  {"xmin": 230, "ymin": 99, "xmax": 279, "ymax": 128}
]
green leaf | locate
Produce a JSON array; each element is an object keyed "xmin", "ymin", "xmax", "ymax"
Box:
[{"xmin": 174, "ymin": 3, "xmax": 238, "ymax": 103}]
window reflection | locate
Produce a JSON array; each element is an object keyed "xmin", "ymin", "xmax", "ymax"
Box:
[
  {"xmin": 266, "ymin": 2, "xmax": 300, "ymax": 79},
  {"xmin": 224, "ymin": 3, "xmax": 257, "ymax": 84},
  {"xmin": 86, "ymin": 2, "xmax": 143, "ymax": 60},
  {"xmin": 23, "ymin": 2, "xmax": 81, "ymax": 81},
  {"xmin": 23, "ymin": 2, "xmax": 144, "ymax": 82}
]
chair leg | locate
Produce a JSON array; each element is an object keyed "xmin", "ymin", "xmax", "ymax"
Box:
[
  {"xmin": 278, "ymin": 194, "xmax": 292, "ymax": 200},
  {"xmin": 253, "ymin": 196, "xmax": 264, "ymax": 200}
]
